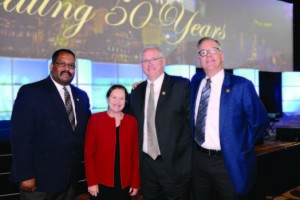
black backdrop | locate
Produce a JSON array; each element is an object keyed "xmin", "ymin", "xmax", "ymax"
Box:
[
  {"xmin": 294, "ymin": 2, "xmax": 300, "ymax": 71},
  {"xmin": 282, "ymin": 0, "xmax": 300, "ymax": 71},
  {"xmin": 259, "ymin": 71, "xmax": 282, "ymax": 114}
]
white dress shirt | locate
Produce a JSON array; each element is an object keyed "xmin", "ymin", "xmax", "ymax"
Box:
[
  {"xmin": 50, "ymin": 76, "xmax": 77, "ymax": 125},
  {"xmin": 194, "ymin": 70, "xmax": 224, "ymax": 150}
]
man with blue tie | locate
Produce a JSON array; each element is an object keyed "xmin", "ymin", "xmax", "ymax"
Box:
[
  {"xmin": 191, "ymin": 37, "xmax": 269, "ymax": 199},
  {"xmin": 10, "ymin": 49, "xmax": 91, "ymax": 200}
]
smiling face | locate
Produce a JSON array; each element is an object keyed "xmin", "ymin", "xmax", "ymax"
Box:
[
  {"xmin": 107, "ymin": 88, "xmax": 126, "ymax": 113},
  {"xmin": 141, "ymin": 48, "xmax": 166, "ymax": 81},
  {"xmin": 50, "ymin": 52, "xmax": 75, "ymax": 86},
  {"xmin": 198, "ymin": 39, "xmax": 224, "ymax": 78}
]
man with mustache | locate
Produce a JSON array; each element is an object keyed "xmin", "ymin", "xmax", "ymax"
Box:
[{"xmin": 10, "ymin": 49, "xmax": 91, "ymax": 200}]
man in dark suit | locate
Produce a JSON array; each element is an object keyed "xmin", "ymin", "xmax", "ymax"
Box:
[
  {"xmin": 130, "ymin": 46, "xmax": 192, "ymax": 200},
  {"xmin": 10, "ymin": 49, "xmax": 91, "ymax": 200},
  {"xmin": 191, "ymin": 37, "xmax": 269, "ymax": 199}
]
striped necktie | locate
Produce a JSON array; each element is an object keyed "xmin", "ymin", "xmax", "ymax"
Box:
[
  {"xmin": 195, "ymin": 79, "xmax": 211, "ymax": 146},
  {"xmin": 63, "ymin": 86, "xmax": 75, "ymax": 131}
]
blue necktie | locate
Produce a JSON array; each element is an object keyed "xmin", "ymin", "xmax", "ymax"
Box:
[{"xmin": 195, "ymin": 79, "xmax": 211, "ymax": 146}]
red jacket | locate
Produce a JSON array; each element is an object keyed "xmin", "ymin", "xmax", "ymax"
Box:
[{"xmin": 84, "ymin": 112, "xmax": 140, "ymax": 189}]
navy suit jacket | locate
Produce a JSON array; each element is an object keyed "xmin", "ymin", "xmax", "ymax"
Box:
[
  {"xmin": 130, "ymin": 73, "xmax": 192, "ymax": 181},
  {"xmin": 10, "ymin": 76, "xmax": 91, "ymax": 192},
  {"xmin": 191, "ymin": 71, "xmax": 269, "ymax": 194}
]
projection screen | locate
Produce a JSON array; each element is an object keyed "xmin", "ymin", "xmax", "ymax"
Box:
[{"xmin": 0, "ymin": 0, "xmax": 293, "ymax": 72}]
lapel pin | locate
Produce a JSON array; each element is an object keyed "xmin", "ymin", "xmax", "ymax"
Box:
[
  {"xmin": 162, "ymin": 91, "xmax": 166, "ymax": 95},
  {"xmin": 226, "ymin": 89, "xmax": 230, "ymax": 93},
  {"xmin": 76, "ymin": 98, "xmax": 79, "ymax": 101}
]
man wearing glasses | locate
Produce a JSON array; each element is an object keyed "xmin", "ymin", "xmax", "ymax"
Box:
[
  {"xmin": 10, "ymin": 49, "xmax": 91, "ymax": 200},
  {"xmin": 191, "ymin": 37, "xmax": 269, "ymax": 199},
  {"xmin": 130, "ymin": 46, "xmax": 192, "ymax": 200}
]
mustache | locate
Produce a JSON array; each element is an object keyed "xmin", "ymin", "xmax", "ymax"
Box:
[{"xmin": 60, "ymin": 71, "xmax": 72, "ymax": 76}]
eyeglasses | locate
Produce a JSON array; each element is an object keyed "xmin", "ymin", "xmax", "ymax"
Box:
[
  {"xmin": 198, "ymin": 47, "xmax": 221, "ymax": 57},
  {"xmin": 141, "ymin": 57, "xmax": 163, "ymax": 64},
  {"xmin": 55, "ymin": 62, "xmax": 76, "ymax": 70}
]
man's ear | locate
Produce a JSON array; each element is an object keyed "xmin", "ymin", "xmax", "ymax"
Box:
[{"xmin": 50, "ymin": 63, "xmax": 54, "ymax": 72}]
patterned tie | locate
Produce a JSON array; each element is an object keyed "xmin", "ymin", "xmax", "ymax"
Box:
[
  {"xmin": 195, "ymin": 79, "xmax": 211, "ymax": 146},
  {"xmin": 147, "ymin": 83, "xmax": 160, "ymax": 159},
  {"xmin": 63, "ymin": 86, "xmax": 75, "ymax": 131}
]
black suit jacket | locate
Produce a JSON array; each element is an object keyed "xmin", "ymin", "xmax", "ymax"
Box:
[
  {"xmin": 130, "ymin": 73, "xmax": 192, "ymax": 181},
  {"xmin": 10, "ymin": 76, "xmax": 91, "ymax": 192}
]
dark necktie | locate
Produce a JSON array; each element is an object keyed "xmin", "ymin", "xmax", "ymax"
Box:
[
  {"xmin": 195, "ymin": 79, "xmax": 211, "ymax": 146},
  {"xmin": 147, "ymin": 83, "xmax": 160, "ymax": 159},
  {"xmin": 63, "ymin": 86, "xmax": 75, "ymax": 130}
]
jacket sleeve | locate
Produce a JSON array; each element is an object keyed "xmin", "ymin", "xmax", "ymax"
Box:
[
  {"xmin": 84, "ymin": 116, "xmax": 98, "ymax": 186},
  {"xmin": 243, "ymin": 80, "xmax": 269, "ymax": 144},
  {"xmin": 10, "ymin": 86, "xmax": 36, "ymax": 182},
  {"xmin": 131, "ymin": 118, "xmax": 141, "ymax": 189}
]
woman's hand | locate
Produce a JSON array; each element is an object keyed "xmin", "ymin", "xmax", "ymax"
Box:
[
  {"xmin": 88, "ymin": 185, "xmax": 99, "ymax": 197},
  {"xmin": 129, "ymin": 187, "xmax": 138, "ymax": 196}
]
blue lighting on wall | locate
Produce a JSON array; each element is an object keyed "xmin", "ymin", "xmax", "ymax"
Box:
[
  {"xmin": 1, "ymin": 57, "xmax": 300, "ymax": 120},
  {"xmin": 164, "ymin": 64, "xmax": 196, "ymax": 80},
  {"xmin": 233, "ymin": 68, "xmax": 259, "ymax": 95},
  {"xmin": 282, "ymin": 72, "xmax": 300, "ymax": 115}
]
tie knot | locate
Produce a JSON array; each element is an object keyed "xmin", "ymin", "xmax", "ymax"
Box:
[
  {"xmin": 206, "ymin": 78, "xmax": 211, "ymax": 84},
  {"xmin": 63, "ymin": 86, "xmax": 71, "ymax": 95},
  {"xmin": 205, "ymin": 79, "xmax": 211, "ymax": 88}
]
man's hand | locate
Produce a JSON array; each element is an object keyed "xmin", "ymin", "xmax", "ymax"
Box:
[
  {"xmin": 132, "ymin": 81, "xmax": 142, "ymax": 90},
  {"xmin": 20, "ymin": 178, "xmax": 36, "ymax": 192}
]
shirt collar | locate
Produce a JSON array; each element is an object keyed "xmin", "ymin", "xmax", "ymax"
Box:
[
  {"xmin": 50, "ymin": 75, "xmax": 71, "ymax": 91},
  {"xmin": 147, "ymin": 72, "xmax": 165, "ymax": 86},
  {"xmin": 207, "ymin": 69, "xmax": 224, "ymax": 85}
]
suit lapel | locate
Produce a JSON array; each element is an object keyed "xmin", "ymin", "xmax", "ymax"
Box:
[
  {"xmin": 192, "ymin": 77, "xmax": 202, "ymax": 104},
  {"xmin": 71, "ymin": 86, "xmax": 80, "ymax": 131},
  {"xmin": 191, "ymin": 72, "xmax": 205, "ymax": 125},
  {"xmin": 219, "ymin": 72, "xmax": 232, "ymax": 136},
  {"xmin": 139, "ymin": 81, "xmax": 147, "ymax": 114},
  {"xmin": 45, "ymin": 77, "xmax": 67, "ymax": 116},
  {"xmin": 137, "ymin": 81, "xmax": 147, "ymax": 144},
  {"xmin": 156, "ymin": 73, "xmax": 171, "ymax": 111},
  {"xmin": 46, "ymin": 76, "xmax": 74, "ymax": 131}
]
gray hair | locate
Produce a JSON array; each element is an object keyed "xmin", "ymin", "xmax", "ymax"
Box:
[
  {"xmin": 139, "ymin": 46, "xmax": 164, "ymax": 61},
  {"xmin": 197, "ymin": 37, "xmax": 221, "ymax": 48}
]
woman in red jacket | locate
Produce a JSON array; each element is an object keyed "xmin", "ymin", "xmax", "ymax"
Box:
[{"xmin": 84, "ymin": 84, "xmax": 140, "ymax": 200}]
